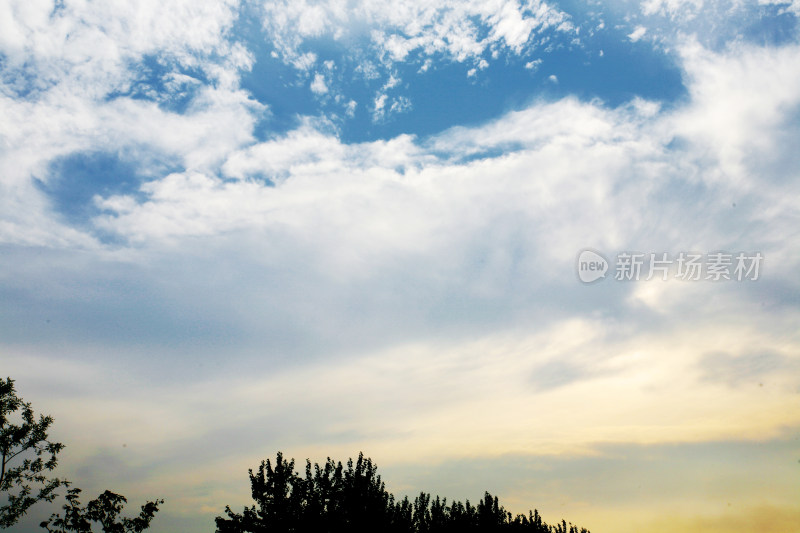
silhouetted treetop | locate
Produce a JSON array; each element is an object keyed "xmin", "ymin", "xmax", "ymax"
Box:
[
  {"xmin": 216, "ymin": 452, "xmax": 590, "ymax": 533},
  {"xmin": 40, "ymin": 488, "xmax": 163, "ymax": 533}
]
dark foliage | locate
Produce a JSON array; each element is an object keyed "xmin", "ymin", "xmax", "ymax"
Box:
[
  {"xmin": 216, "ymin": 452, "xmax": 590, "ymax": 533},
  {"xmin": 39, "ymin": 488, "xmax": 163, "ymax": 533},
  {"xmin": 0, "ymin": 377, "xmax": 68, "ymax": 528}
]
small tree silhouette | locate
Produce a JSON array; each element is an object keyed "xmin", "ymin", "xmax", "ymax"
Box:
[
  {"xmin": 39, "ymin": 488, "xmax": 163, "ymax": 533},
  {"xmin": 0, "ymin": 377, "xmax": 67, "ymax": 528},
  {"xmin": 1, "ymin": 377, "xmax": 163, "ymax": 533}
]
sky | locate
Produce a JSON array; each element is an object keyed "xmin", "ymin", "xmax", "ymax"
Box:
[{"xmin": 1, "ymin": 0, "xmax": 799, "ymax": 532}]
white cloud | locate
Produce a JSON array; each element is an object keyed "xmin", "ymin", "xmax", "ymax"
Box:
[
  {"xmin": 383, "ymin": 74, "xmax": 401, "ymax": 90},
  {"xmin": 292, "ymin": 51, "xmax": 318, "ymax": 71},
  {"xmin": 485, "ymin": 0, "xmax": 556, "ymax": 53},
  {"xmin": 14, "ymin": 38, "xmax": 790, "ymax": 281},
  {"xmin": 628, "ymin": 25, "xmax": 647, "ymax": 42},
  {"xmin": 524, "ymin": 58, "xmax": 542, "ymax": 70},
  {"xmin": 374, "ymin": 93, "xmax": 388, "ymax": 115},
  {"xmin": 389, "ymin": 95, "xmax": 412, "ymax": 114},
  {"xmin": 0, "ymin": 0, "xmax": 245, "ymax": 95},
  {"xmin": 670, "ymin": 41, "xmax": 800, "ymax": 187},
  {"xmin": 310, "ymin": 73, "xmax": 328, "ymax": 94},
  {"xmin": 262, "ymin": 0, "xmax": 575, "ymax": 73}
]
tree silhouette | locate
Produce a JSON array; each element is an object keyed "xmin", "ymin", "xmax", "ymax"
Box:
[
  {"xmin": 39, "ymin": 488, "xmax": 163, "ymax": 533},
  {"xmin": 1, "ymin": 377, "xmax": 162, "ymax": 532},
  {"xmin": 216, "ymin": 452, "xmax": 590, "ymax": 533},
  {"xmin": 216, "ymin": 452, "xmax": 398, "ymax": 533},
  {"xmin": 0, "ymin": 377, "xmax": 68, "ymax": 528}
]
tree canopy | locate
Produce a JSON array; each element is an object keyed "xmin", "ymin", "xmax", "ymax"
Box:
[{"xmin": 216, "ymin": 452, "xmax": 590, "ymax": 533}]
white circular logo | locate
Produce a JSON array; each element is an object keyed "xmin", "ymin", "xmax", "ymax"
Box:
[{"xmin": 576, "ymin": 249, "xmax": 608, "ymax": 283}]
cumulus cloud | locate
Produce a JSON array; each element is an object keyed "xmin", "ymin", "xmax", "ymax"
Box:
[
  {"xmin": 7, "ymin": 40, "xmax": 797, "ymax": 369},
  {"xmin": 628, "ymin": 25, "xmax": 647, "ymax": 41},
  {"xmin": 310, "ymin": 73, "xmax": 328, "ymax": 94},
  {"xmin": 524, "ymin": 58, "xmax": 542, "ymax": 70}
]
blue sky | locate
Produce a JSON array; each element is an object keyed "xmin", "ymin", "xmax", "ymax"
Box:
[{"xmin": 2, "ymin": 1, "xmax": 800, "ymax": 532}]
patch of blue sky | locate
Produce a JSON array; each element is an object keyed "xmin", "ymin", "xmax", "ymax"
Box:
[
  {"xmin": 239, "ymin": 36, "xmax": 338, "ymax": 140},
  {"xmin": 372, "ymin": 30, "xmax": 682, "ymax": 140},
  {"xmin": 743, "ymin": 4, "xmax": 799, "ymax": 45},
  {"xmin": 374, "ymin": 28, "xmax": 686, "ymax": 142},
  {"xmin": 238, "ymin": 21, "xmax": 686, "ymax": 144},
  {"xmin": 103, "ymin": 54, "xmax": 210, "ymax": 114},
  {"xmin": 35, "ymin": 151, "xmax": 180, "ymax": 233}
]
